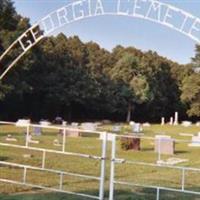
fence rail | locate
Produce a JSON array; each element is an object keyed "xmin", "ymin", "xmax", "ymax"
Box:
[
  {"xmin": 109, "ymin": 133, "xmax": 200, "ymax": 200},
  {"xmin": 0, "ymin": 121, "xmax": 200, "ymax": 199},
  {"xmin": 0, "ymin": 121, "xmax": 107, "ymax": 200}
]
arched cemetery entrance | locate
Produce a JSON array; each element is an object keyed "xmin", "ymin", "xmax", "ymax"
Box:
[{"xmin": 0, "ymin": 0, "xmax": 200, "ymax": 200}]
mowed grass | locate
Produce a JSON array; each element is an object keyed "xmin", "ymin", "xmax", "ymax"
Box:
[{"xmin": 0, "ymin": 124, "xmax": 200, "ymax": 199}]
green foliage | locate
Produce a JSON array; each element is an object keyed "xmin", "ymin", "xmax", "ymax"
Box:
[
  {"xmin": 121, "ymin": 137, "xmax": 133, "ymax": 150},
  {"xmin": 179, "ymin": 44, "xmax": 200, "ymax": 117},
  {"xmin": 181, "ymin": 73, "xmax": 200, "ymax": 117},
  {"xmin": 0, "ymin": 0, "xmax": 199, "ymax": 121}
]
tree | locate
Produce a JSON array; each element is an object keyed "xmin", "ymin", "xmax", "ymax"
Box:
[
  {"xmin": 110, "ymin": 53, "xmax": 150, "ymax": 122},
  {"xmin": 0, "ymin": 0, "xmax": 194, "ymax": 121},
  {"xmin": 181, "ymin": 74, "xmax": 200, "ymax": 117},
  {"xmin": 0, "ymin": 0, "xmax": 30, "ymax": 103}
]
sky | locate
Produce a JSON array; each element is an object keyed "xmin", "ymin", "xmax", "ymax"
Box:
[{"xmin": 12, "ymin": 0, "xmax": 200, "ymax": 64}]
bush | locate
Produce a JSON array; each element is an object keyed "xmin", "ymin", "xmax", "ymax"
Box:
[{"xmin": 121, "ymin": 137, "xmax": 140, "ymax": 151}]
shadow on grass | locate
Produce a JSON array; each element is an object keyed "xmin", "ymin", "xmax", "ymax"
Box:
[
  {"xmin": 175, "ymin": 150, "xmax": 188, "ymax": 154},
  {"xmin": 0, "ymin": 156, "xmax": 9, "ymax": 162},
  {"xmin": 0, "ymin": 187, "xmax": 200, "ymax": 200}
]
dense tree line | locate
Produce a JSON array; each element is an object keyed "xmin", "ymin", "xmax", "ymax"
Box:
[{"xmin": 0, "ymin": 0, "xmax": 200, "ymax": 122}]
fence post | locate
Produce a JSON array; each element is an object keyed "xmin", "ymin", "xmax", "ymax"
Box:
[
  {"xmin": 25, "ymin": 125, "xmax": 30, "ymax": 147},
  {"xmin": 23, "ymin": 167, "xmax": 27, "ymax": 184},
  {"xmin": 42, "ymin": 150, "xmax": 46, "ymax": 169},
  {"xmin": 158, "ymin": 138, "xmax": 161, "ymax": 162},
  {"xmin": 59, "ymin": 172, "xmax": 63, "ymax": 190},
  {"xmin": 109, "ymin": 134, "xmax": 116, "ymax": 200},
  {"xmin": 99, "ymin": 132, "xmax": 107, "ymax": 200},
  {"xmin": 62, "ymin": 128, "xmax": 66, "ymax": 152},
  {"xmin": 181, "ymin": 168, "xmax": 185, "ymax": 191},
  {"xmin": 156, "ymin": 187, "xmax": 160, "ymax": 200}
]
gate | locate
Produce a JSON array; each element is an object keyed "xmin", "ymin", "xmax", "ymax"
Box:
[
  {"xmin": 0, "ymin": 121, "xmax": 108, "ymax": 200},
  {"xmin": 1, "ymin": 122, "xmax": 200, "ymax": 199},
  {"xmin": 108, "ymin": 134, "xmax": 200, "ymax": 200}
]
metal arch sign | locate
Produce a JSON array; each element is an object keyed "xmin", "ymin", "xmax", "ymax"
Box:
[{"xmin": 1, "ymin": 0, "xmax": 200, "ymax": 80}]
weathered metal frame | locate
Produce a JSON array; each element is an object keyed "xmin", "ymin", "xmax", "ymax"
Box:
[
  {"xmin": 1, "ymin": 122, "xmax": 200, "ymax": 199},
  {"xmin": 0, "ymin": 121, "xmax": 108, "ymax": 200},
  {"xmin": 109, "ymin": 133, "xmax": 200, "ymax": 200}
]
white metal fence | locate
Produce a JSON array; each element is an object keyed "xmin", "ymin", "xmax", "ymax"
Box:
[
  {"xmin": 109, "ymin": 134, "xmax": 200, "ymax": 200},
  {"xmin": 0, "ymin": 121, "xmax": 200, "ymax": 199},
  {"xmin": 0, "ymin": 121, "xmax": 107, "ymax": 200}
]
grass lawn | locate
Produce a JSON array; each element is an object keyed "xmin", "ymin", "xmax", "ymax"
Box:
[{"xmin": 0, "ymin": 124, "xmax": 200, "ymax": 199}]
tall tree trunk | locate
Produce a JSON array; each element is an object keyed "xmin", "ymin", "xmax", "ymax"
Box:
[{"xmin": 126, "ymin": 102, "xmax": 132, "ymax": 122}]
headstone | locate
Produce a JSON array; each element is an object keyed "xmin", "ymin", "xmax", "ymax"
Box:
[
  {"xmin": 40, "ymin": 120, "xmax": 51, "ymax": 126},
  {"xmin": 132, "ymin": 123, "xmax": 142, "ymax": 133},
  {"xmin": 179, "ymin": 133, "xmax": 194, "ymax": 137},
  {"xmin": 143, "ymin": 122, "xmax": 150, "ymax": 127},
  {"xmin": 155, "ymin": 135, "xmax": 175, "ymax": 155},
  {"xmin": 81, "ymin": 123, "xmax": 96, "ymax": 131},
  {"xmin": 33, "ymin": 127, "xmax": 42, "ymax": 136},
  {"xmin": 182, "ymin": 121, "xmax": 192, "ymax": 127},
  {"xmin": 23, "ymin": 154, "xmax": 33, "ymax": 158},
  {"xmin": 62, "ymin": 121, "xmax": 67, "ymax": 126},
  {"xmin": 174, "ymin": 112, "xmax": 178, "ymax": 125},
  {"xmin": 53, "ymin": 139, "xmax": 62, "ymax": 146},
  {"xmin": 196, "ymin": 122, "xmax": 200, "ymax": 127},
  {"xmin": 94, "ymin": 122, "xmax": 102, "ymax": 126},
  {"xmin": 157, "ymin": 157, "xmax": 188, "ymax": 165},
  {"xmin": 16, "ymin": 119, "xmax": 30, "ymax": 127},
  {"xmin": 169, "ymin": 117, "xmax": 173, "ymax": 125},
  {"xmin": 112, "ymin": 125, "xmax": 121, "ymax": 133},
  {"xmin": 27, "ymin": 135, "xmax": 39, "ymax": 144},
  {"xmin": 5, "ymin": 134, "xmax": 17, "ymax": 142},
  {"xmin": 161, "ymin": 117, "xmax": 165, "ymax": 126},
  {"xmin": 188, "ymin": 134, "xmax": 200, "ymax": 147},
  {"xmin": 66, "ymin": 129, "xmax": 80, "ymax": 137},
  {"xmin": 71, "ymin": 122, "xmax": 79, "ymax": 127},
  {"xmin": 54, "ymin": 116, "xmax": 63, "ymax": 124},
  {"xmin": 102, "ymin": 120, "xmax": 111, "ymax": 124}
]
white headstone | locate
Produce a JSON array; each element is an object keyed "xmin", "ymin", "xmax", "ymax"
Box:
[
  {"xmin": 112, "ymin": 125, "xmax": 121, "ymax": 132},
  {"xmin": 143, "ymin": 122, "xmax": 150, "ymax": 127},
  {"xmin": 155, "ymin": 135, "xmax": 174, "ymax": 155},
  {"xmin": 71, "ymin": 122, "xmax": 79, "ymax": 127},
  {"xmin": 6, "ymin": 134, "xmax": 17, "ymax": 142},
  {"xmin": 132, "ymin": 123, "xmax": 142, "ymax": 133},
  {"xmin": 16, "ymin": 119, "xmax": 30, "ymax": 127},
  {"xmin": 40, "ymin": 120, "xmax": 51, "ymax": 126},
  {"xmin": 189, "ymin": 136, "xmax": 200, "ymax": 147},
  {"xmin": 174, "ymin": 112, "xmax": 178, "ymax": 125},
  {"xmin": 62, "ymin": 121, "xmax": 67, "ymax": 126},
  {"xmin": 182, "ymin": 121, "xmax": 192, "ymax": 127},
  {"xmin": 169, "ymin": 117, "xmax": 173, "ymax": 125},
  {"xmin": 81, "ymin": 122, "xmax": 96, "ymax": 131},
  {"xmin": 196, "ymin": 122, "xmax": 200, "ymax": 127},
  {"xmin": 161, "ymin": 117, "xmax": 165, "ymax": 126}
]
